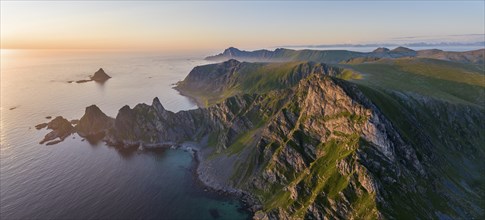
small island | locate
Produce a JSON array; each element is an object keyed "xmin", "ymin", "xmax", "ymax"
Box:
[
  {"xmin": 74, "ymin": 68, "xmax": 112, "ymax": 83},
  {"xmin": 90, "ymin": 68, "xmax": 111, "ymax": 82}
]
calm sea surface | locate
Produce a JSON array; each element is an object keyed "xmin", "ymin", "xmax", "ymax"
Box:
[{"xmin": 0, "ymin": 50, "xmax": 249, "ymax": 219}]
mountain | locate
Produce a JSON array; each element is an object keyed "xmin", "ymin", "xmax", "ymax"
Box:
[
  {"xmin": 416, "ymin": 48, "xmax": 485, "ymax": 64},
  {"xmin": 372, "ymin": 47, "xmax": 390, "ymax": 53},
  {"xmin": 174, "ymin": 59, "xmax": 343, "ymax": 106},
  {"xmin": 206, "ymin": 47, "xmax": 368, "ymax": 63},
  {"xmin": 390, "ymin": 46, "xmax": 416, "ymax": 53},
  {"xmin": 176, "ymin": 56, "xmax": 484, "ymax": 218},
  {"xmin": 40, "ymin": 49, "xmax": 484, "ymax": 219},
  {"xmin": 206, "ymin": 47, "xmax": 485, "ymax": 64}
]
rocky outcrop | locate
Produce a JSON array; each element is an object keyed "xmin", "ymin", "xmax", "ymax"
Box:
[
  {"xmin": 74, "ymin": 68, "xmax": 111, "ymax": 83},
  {"xmin": 90, "ymin": 68, "xmax": 111, "ymax": 82},
  {"xmin": 38, "ymin": 59, "xmax": 484, "ymax": 219},
  {"xmin": 175, "ymin": 59, "xmax": 343, "ymax": 106},
  {"xmin": 198, "ymin": 74, "xmax": 427, "ymax": 219},
  {"xmin": 76, "ymin": 105, "xmax": 114, "ymax": 139},
  {"xmin": 39, "ymin": 116, "xmax": 74, "ymax": 145},
  {"xmin": 105, "ymin": 97, "xmax": 209, "ymax": 147}
]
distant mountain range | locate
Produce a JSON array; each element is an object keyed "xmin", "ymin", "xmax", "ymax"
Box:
[
  {"xmin": 206, "ymin": 46, "xmax": 485, "ymax": 64},
  {"xmin": 42, "ymin": 46, "xmax": 485, "ymax": 219},
  {"xmin": 279, "ymin": 41, "xmax": 485, "ymax": 48}
]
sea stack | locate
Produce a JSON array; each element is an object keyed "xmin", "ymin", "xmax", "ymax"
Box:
[{"xmin": 90, "ymin": 68, "xmax": 111, "ymax": 82}]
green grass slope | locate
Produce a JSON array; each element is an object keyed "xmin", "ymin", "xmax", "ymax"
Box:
[
  {"xmin": 338, "ymin": 57, "xmax": 485, "ymax": 218},
  {"xmin": 175, "ymin": 60, "xmax": 342, "ymax": 106},
  {"xmin": 184, "ymin": 55, "xmax": 484, "ymax": 219}
]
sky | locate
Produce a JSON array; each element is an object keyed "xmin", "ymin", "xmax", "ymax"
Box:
[{"xmin": 1, "ymin": 1, "xmax": 484, "ymax": 52}]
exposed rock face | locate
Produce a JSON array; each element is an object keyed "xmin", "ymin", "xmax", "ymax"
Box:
[
  {"xmin": 76, "ymin": 105, "xmax": 114, "ymax": 139},
  {"xmin": 39, "ymin": 116, "xmax": 74, "ymax": 145},
  {"xmin": 37, "ymin": 59, "xmax": 484, "ymax": 219},
  {"xmin": 90, "ymin": 68, "xmax": 111, "ymax": 82},
  {"xmin": 106, "ymin": 97, "xmax": 208, "ymax": 147},
  {"xmin": 175, "ymin": 59, "xmax": 342, "ymax": 106},
  {"xmin": 196, "ymin": 74, "xmax": 427, "ymax": 219},
  {"xmin": 56, "ymin": 73, "xmax": 424, "ymax": 218}
]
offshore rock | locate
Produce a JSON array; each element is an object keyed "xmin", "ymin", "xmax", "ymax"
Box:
[
  {"xmin": 90, "ymin": 68, "xmax": 111, "ymax": 82},
  {"xmin": 39, "ymin": 116, "xmax": 74, "ymax": 145}
]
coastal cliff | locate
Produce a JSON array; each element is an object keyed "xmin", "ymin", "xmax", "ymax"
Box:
[{"xmin": 39, "ymin": 56, "xmax": 484, "ymax": 219}]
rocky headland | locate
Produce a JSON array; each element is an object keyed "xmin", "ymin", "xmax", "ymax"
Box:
[{"xmin": 38, "ymin": 51, "xmax": 484, "ymax": 219}]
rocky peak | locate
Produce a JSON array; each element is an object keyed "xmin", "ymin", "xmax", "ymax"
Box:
[
  {"xmin": 114, "ymin": 105, "xmax": 135, "ymax": 131},
  {"xmin": 373, "ymin": 47, "xmax": 390, "ymax": 53},
  {"xmin": 76, "ymin": 105, "xmax": 114, "ymax": 137},
  {"xmin": 90, "ymin": 68, "xmax": 111, "ymax": 82},
  {"xmin": 391, "ymin": 46, "xmax": 415, "ymax": 53},
  {"xmin": 152, "ymin": 97, "xmax": 165, "ymax": 111},
  {"xmin": 222, "ymin": 47, "xmax": 242, "ymax": 57}
]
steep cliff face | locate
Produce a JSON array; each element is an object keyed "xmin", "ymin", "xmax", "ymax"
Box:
[
  {"xmin": 39, "ymin": 57, "xmax": 483, "ymax": 219},
  {"xmin": 105, "ymin": 98, "xmax": 209, "ymax": 147},
  {"xmin": 175, "ymin": 59, "xmax": 342, "ymax": 106},
  {"xmin": 76, "ymin": 105, "xmax": 114, "ymax": 138},
  {"xmin": 356, "ymin": 87, "xmax": 485, "ymax": 218},
  {"xmin": 198, "ymin": 74, "xmax": 429, "ymax": 219}
]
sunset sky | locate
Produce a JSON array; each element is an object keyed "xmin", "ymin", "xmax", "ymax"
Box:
[{"xmin": 1, "ymin": 1, "xmax": 484, "ymax": 52}]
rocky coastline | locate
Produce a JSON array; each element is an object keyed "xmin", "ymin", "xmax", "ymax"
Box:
[
  {"xmin": 35, "ymin": 103, "xmax": 259, "ymax": 217},
  {"xmin": 191, "ymin": 148, "xmax": 259, "ymax": 218},
  {"xmin": 36, "ymin": 55, "xmax": 485, "ymax": 219}
]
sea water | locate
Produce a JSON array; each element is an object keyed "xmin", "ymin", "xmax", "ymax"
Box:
[{"xmin": 0, "ymin": 49, "xmax": 249, "ymax": 219}]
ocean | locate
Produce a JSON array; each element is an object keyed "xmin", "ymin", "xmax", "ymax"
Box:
[
  {"xmin": 1, "ymin": 45, "xmax": 481, "ymax": 219},
  {"xmin": 0, "ymin": 49, "xmax": 249, "ymax": 220}
]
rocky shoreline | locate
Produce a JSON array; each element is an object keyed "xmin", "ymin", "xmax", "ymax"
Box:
[
  {"xmin": 172, "ymin": 84, "xmax": 207, "ymax": 107},
  {"xmin": 35, "ymin": 113, "xmax": 259, "ymax": 218},
  {"xmin": 190, "ymin": 147, "xmax": 258, "ymax": 219}
]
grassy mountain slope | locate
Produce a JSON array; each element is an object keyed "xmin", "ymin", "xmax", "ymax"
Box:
[
  {"xmin": 175, "ymin": 59, "xmax": 342, "ymax": 106},
  {"xmin": 178, "ymin": 55, "xmax": 484, "ymax": 219},
  {"xmin": 339, "ymin": 57, "xmax": 485, "ymax": 218},
  {"xmin": 340, "ymin": 58, "xmax": 484, "ymax": 106}
]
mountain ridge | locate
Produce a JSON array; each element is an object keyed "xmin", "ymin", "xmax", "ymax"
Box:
[
  {"xmin": 37, "ymin": 51, "xmax": 484, "ymax": 219},
  {"xmin": 206, "ymin": 47, "xmax": 485, "ymax": 64}
]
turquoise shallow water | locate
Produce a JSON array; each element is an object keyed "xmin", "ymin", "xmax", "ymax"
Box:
[{"xmin": 0, "ymin": 50, "xmax": 249, "ymax": 219}]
